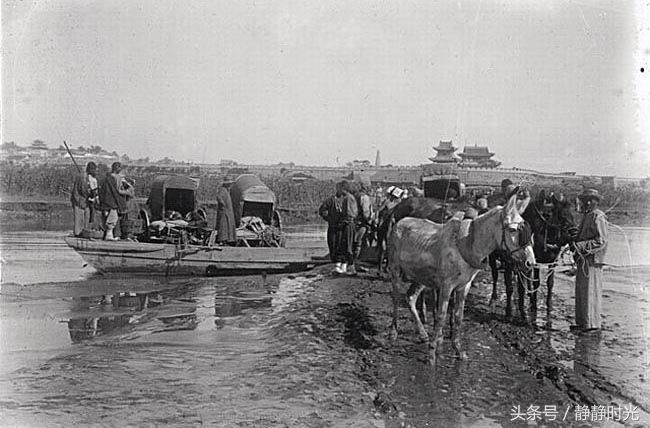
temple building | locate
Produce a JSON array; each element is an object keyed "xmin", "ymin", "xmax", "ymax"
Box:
[
  {"xmin": 458, "ymin": 144, "xmax": 501, "ymax": 168},
  {"xmin": 428, "ymin": 140, "xmax": 460, "ymax": 163}
]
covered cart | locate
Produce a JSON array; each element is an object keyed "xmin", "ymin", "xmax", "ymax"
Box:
[
  {"xmin": 421, "ymin": 173, "xmax": 465, "ymax": 200},
  {"xmin": 146, "ymin": 175, "xmax": 201, "ymax": 222},
  {"xmin": 230, "ymin": 174, "xmax": 284, "ymax": 247}
]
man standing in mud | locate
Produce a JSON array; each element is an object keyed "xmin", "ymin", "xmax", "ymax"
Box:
[
  {"xmin": 319, "ymin": 181, "xmax": 344, "ymax": 266},
  {"xmin": 336, "ymin": 181, "xmax": 358, "ymax": 275},
  {"xmin": 70, "ymin": 162, "xmax": 97, "ymax": 236},
  {"xmin": 319, "ymin": 181, "xmax": 357, "ymax": 275},
  {"xmin": 570, "ymin": 188, "xmax": 608, "ymax": 332},
  {"xmin": 350, "ymin": 181, "xmax": 373, "ymax": 275}
]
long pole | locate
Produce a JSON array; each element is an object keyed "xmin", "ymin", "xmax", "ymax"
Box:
[{"xmin": 63, "ymin": 140, "xmax": 81, "ymax": 173}]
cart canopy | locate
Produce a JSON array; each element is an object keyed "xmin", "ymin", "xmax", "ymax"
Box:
[
  {"xmin": 421, "ymin": 174, "xmax": 463, "ymax": 200},
  {"xmin": 230, "ymin": 174, "xmax": 277, "ymax": 226},
  {"xmin": 147, "ymin": 175, "xmax": 199, "ymax": 220}
]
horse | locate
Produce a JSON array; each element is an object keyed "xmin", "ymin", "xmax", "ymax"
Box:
[
  {"xmin": 387, "ymin": 192, "xmax": 535, "ymax": 366},
  {"xmin": 488, "ymin": 190, "xmax": 577, "ymax": 325}
]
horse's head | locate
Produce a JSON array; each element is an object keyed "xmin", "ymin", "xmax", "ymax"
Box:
[
  {"xmin": 499, "ymin": 191, "xmax": 536, "ymax": 271},
  {"xmin": 550, "ymin": 194, "xmax": 578, "ymax": 244}
]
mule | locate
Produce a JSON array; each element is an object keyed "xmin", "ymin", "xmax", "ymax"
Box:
[
  {"xmin": 376, "ymin": 197, "xmax": 458, "ymax": 268},
  {"xmin": 387, "ymin": 192, "xmax": 535, "ymax": 366},
  {"xmin": 488, "ymin": 190, "xmax": 577, "ymax": 325}
]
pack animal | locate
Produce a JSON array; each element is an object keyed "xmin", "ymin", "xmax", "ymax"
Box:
[
  {"xmin": 388, "ymin": 193, "xmax": 535, "ymax": 366},
  {"xmin": 376, "ymin": 197, "xmax": 455, "ymax": 268},
  {"xmin": 488, "ymin": 190, "xmax": 577, "ymax": 324}
]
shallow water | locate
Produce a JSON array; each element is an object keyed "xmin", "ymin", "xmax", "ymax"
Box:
[{"xmin": 1, "ymin": 226, "xmax": 648, "ymax": 426}]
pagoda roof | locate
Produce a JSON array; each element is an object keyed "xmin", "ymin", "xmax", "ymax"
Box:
[
  {"xmin": 459, "ymin": 145, "xmax": 494, "ymax": 158},
  {"xmin": 433, "ymin": 140, "xmax": 457, "ymax": 152}
]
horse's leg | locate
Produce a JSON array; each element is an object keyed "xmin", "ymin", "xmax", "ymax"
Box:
[
  {"xmin": 488, "ymin": 254, "xmax": 499, "ymax": 311},
  {"xmin": 504, "ymin": 265, "xmax": 514, "ymax": 321},
  {"xmin": 417, "ymin": 288, "xmax": 429, "ymax": 325},
  {"xmin": 428, "ymin": 286, "xmax": 453, "ymax": 367},
  {"xmin": 546, "ymin": 269, "xmax": 555, "ymax": 328},
  {"xmin": 406, "ymin": 283, "xmax": 428, "ymax": 341},
  {"xmin": 529, "ymin": 267, "xmax": 539, "ymax": 326},
  {"xmin": 451, "ymin": 282, "xmax": 472, "ymax": 360},
  {"xmin": 516, "ymin": 272, "xmax": 528, "ymax": 325},
  {"xmin": 389, "ymin": 267, "xmax": 401, "ymax": 341},
  {"xmin": 448, "ymin": 289, "xmax": 455, "ymax": 333}
]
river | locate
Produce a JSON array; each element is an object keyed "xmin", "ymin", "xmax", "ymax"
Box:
[{"xmin": 0, "ymin": 225, "xmax": 648, "ymax": 426}]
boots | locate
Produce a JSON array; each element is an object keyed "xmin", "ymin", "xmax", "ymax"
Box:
[
  {"xmin": 105, "ymin": 229, "xmax": 119, "ymax": 241},
  {"xmin": 333, "ymin": 262, "xmax": 344, "ymax": 274}
]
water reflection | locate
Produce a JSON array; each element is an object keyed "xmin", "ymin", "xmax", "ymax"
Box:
[
  {"xmin": 573, "ymin": 332, "xmax": 602, "ymax": 376},
  {"xmin": 214, "ymin": 293, "xmax": 272, "ymax": 318}
]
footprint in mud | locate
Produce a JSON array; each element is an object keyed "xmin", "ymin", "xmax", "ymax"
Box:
[{"xmin": 336, "ymin": 303, "xmax": 378, "ymax": 350}]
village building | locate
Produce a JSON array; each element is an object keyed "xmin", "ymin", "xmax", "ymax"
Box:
[{"xmin": 458, "ymin": 144, "xmax": 501, "ymax": 168}]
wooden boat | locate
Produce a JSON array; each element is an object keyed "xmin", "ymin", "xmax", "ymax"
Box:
[
  {"xmin": 67, "ymin": 173, "xmax": 328, "ymax": 276},
  {"xmin": 64, "ymin": 236, "xmax": 328, "ymax": 276}
]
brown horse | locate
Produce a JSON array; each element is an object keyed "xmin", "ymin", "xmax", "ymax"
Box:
[
  {"xmin": 489, "ymin": 190, "xmax": 577, "ymax": 325},
  {"xmin": 387, "ymin": 192, "xmax": 535, "ymax": 366}
]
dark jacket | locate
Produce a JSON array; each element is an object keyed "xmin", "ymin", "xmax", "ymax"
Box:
[
  {"xmin": 319, "ymin": 195, "xmax": 340, "ymax": 225},
  {"xmin": 99, "ymin": 173, "xmax": 127, "ymax": 213},
  {"xmin": 70, "ymin": 173, "xmax": 91, "ymax": 209}
]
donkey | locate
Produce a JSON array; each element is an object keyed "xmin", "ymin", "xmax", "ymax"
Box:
[
  {"xmin": 387, "ymin": 192, "xmax": 535, "ymax": 366},
  {"xmin": 488, "ymin": 190, "xmax": 577, "ymax": 325}
]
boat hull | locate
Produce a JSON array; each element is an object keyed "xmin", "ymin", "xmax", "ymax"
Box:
[{"xmin": 64, "ymin": 236, "xmax": 328, "ymax": 276}]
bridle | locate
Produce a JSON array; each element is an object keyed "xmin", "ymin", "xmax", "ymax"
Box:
[
  {"xmin": 498, "ymin": 211, "xmax": 532, "ymax": 261},
  {"xmin": 531, "ymin": 201, "xmax": 577, "ymax": 248}
]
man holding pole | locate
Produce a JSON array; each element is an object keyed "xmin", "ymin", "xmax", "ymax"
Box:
[{"xmin": 70, "ymin": 162, "xmax": 98, "ymax": 236}]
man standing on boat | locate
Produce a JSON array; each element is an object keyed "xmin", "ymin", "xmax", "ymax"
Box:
[
  {"xmin": 570, "ymin": 188, "xmax": 608, "ymax": 333},
  {"xmin": 70, "ymin": 162, "xmax": 97, "ymax": 237},
  {"xmin": 216, "ymin": 175, "xmax": 237, "ymax": 245},
  {"xmin": 99, "ymin": 162, "xmax": 132, "ymax": 241}
]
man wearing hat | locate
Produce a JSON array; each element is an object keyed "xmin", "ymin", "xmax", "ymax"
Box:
[
  {"xmin": 570, "ymin": 188, "xmax": 608, "ymax": 332},
  {"xmin": 216, "ymin": 176, "xmax": 237, "ymax": 245}
]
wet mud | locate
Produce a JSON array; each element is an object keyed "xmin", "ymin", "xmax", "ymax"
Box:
[{"xmin": 1, "ymin": 231, "xmax": 649, "ymax": 427}]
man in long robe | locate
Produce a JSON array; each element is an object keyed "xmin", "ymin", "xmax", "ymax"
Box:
[
  {"xmin": 570, "ymin": 188, "xmax": 608, "ymax": 332},
  {"xmin": 216, "ymin": 176, "xmax": 236, "ymax": 244}
]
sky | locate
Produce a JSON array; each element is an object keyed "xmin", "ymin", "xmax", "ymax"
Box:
[{"xmin": 2, "ymin": 0, "xmax": 649, "ymax": 176}]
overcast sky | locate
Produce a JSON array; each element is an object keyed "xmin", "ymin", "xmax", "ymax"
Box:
[{"xmin": 2, "ymin": 0, "xmax": 649, "ymax": 176}]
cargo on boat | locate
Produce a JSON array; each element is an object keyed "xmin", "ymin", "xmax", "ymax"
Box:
[{"xmin": 65, "ymin": 174, "xmax": 328, "ymax": 276}]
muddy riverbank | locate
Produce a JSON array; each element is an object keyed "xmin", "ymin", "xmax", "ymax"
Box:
[{"xmin": 1, "ymin": 232, "xmax": 648, "ymax": 427}]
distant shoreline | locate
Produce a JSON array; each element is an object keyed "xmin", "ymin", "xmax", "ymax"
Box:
[{"xmin": 0, "ymin": 196, "xmax": 648, "ymax": 231}]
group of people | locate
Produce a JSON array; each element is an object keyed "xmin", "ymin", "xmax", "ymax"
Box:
[
  {"xmin": 70, "ymin": 161, "xmax": 135, "ymax": 240},
  {"xmin": 319, "ymin": 176, "xmax": 609, "ymax": 334},
  {"xmin": 318, "ymin": 180, "xmax": 374, "ymax": 275}
]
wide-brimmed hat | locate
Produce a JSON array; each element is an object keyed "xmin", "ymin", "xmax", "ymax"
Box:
[{"xmin": 579, "ymin": 188, "xmax": 601, "ymax": 201}]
